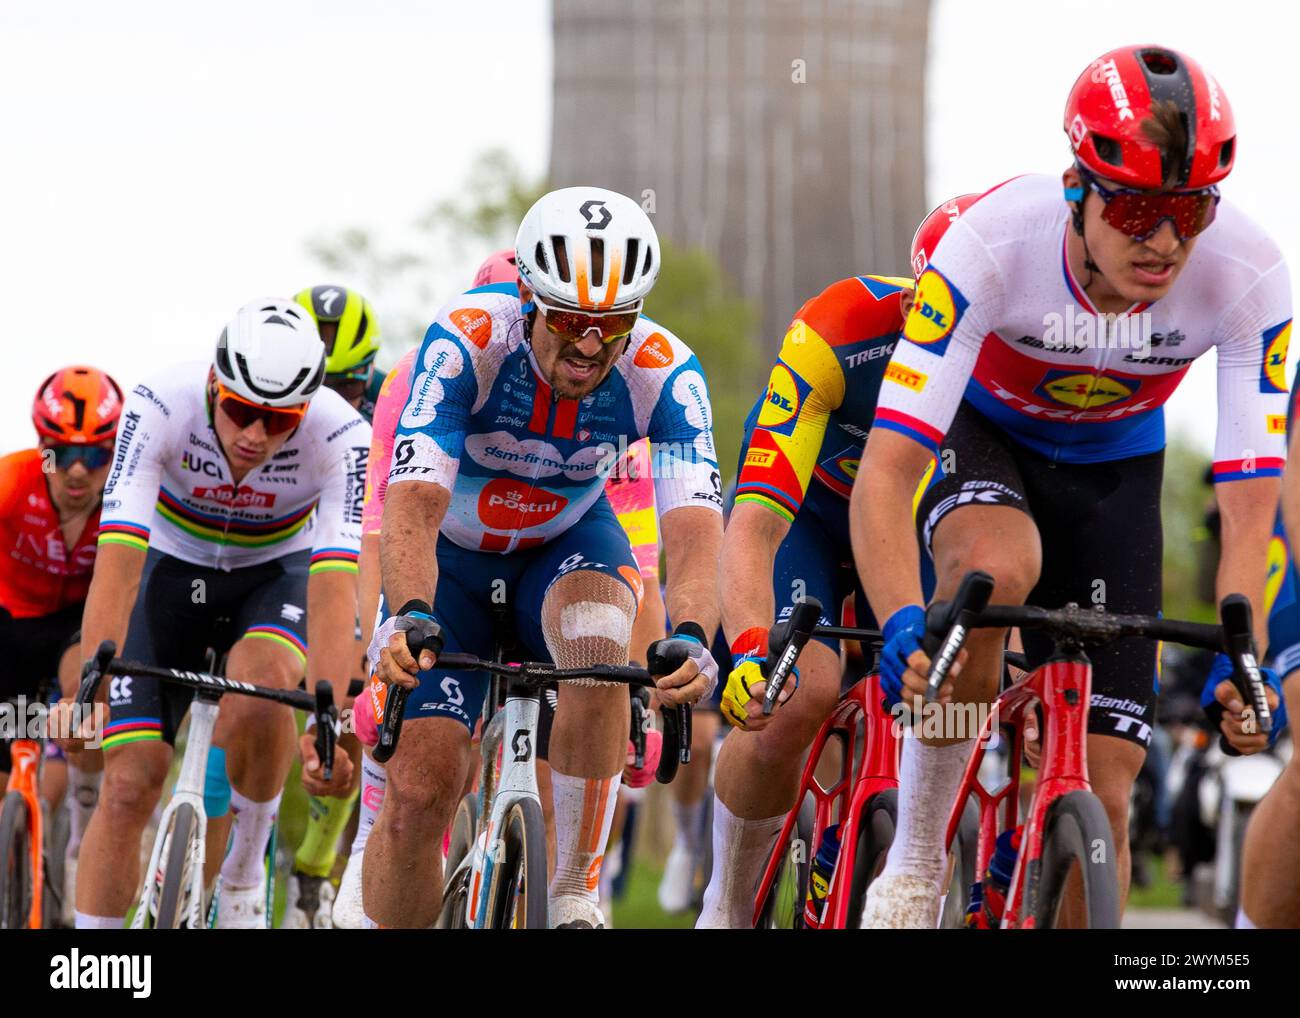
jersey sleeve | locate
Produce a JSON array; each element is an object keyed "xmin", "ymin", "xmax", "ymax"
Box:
[
  {"xmin": 734, "ymin": 287, "xmax": 848, "ymax": 522},
  {"xmin": 310, "ymin": 407, "xmax": 371, "ymax": 575},
  {"xmin": 362, "ymin": 356, "xmax": 414, "ymax": 536},
  {"xmin": 873, "ymin": 222, "xmax": 1005, "ymax": 454},
  {"xmin": 646, "ymin": 352, "xmax": 723, "ymax": 516},
  {"xmin": 97, "ymin": 381, "xmax": 172, "ymax": 552},
  {"xmin": 1211, "ymin": 258, "xmax": 1291, "ymax": 483},
  {"xmin": 388, "ymin": 319, "xmax": 480, "ymax": 493},
  {"xmin": 605, "ymin": 439, "xmax": 660, "ymax": 580}
]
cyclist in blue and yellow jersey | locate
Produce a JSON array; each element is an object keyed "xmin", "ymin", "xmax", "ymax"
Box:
[{"xmin": 695, "ymin": 197, "xmax": 976, "ymax": 927}]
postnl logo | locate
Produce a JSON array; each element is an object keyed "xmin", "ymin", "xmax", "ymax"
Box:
[
  {"xmin": 884, "ymin": 363, "xmax": 927, "ymax": 392},
  {"xmin": 1037, "ymin": 371, "xmax": 1134, "ymax": 410},
  {"xmin": 1260, "ymin": 320, "xmax": 1291, "ymax": 394},
  {"xmin": 758, "ymin": 365, "xmax": 801, "ymax": 427},
  {"xmin": 903, "ymin": 268, "xmax": 958, "ymax": 347},
  {"xmin": 477, "ymin": 478, "xmax": 568, "ymax": 530},
  {"xmin": 633, "ymin": 332, "xmax": 674, "ymax": 369},
  {"xmin": 449, "ymin": 307, "xmax": 493, "ymax": 349}
]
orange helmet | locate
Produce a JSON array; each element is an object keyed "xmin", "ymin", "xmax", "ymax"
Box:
[{"xmin": 32, "ymin": 366, "xmax": 124, "ymax": 444}]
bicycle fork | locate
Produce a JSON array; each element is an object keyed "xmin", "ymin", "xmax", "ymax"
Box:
[{"xmin": 7, "ymin": 741, "xmax": 45, "ymax": 928}]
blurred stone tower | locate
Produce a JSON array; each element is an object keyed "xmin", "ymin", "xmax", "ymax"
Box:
[{"xmin": 550, "ymin": 0, "xmax": 930, "ymax": 349}]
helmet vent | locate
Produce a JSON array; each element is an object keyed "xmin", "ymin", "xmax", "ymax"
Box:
[
  {"xmin": 642, "ymin": 245, "xmax": 654, "ymax": 276},
  {"xmin": 355, "ymin": 309, "xmax": 369, "ymax": 348},
  {"xmin": 264, "ymin": 313, "xmax": 293, "ymax": 327},
  {"xmin": 216, "ymin": 329, "xmax": 233, "ymax": 376},
  {"xmin": 1139, "ymin": 50, "xmax": 1179, "ymax": 76},
  {"xmin": 534, "ymin": 241, "xmax": 549, "ymax": 274},
  {"xmin": 624, "ymin": 239, "xmax": 640, "ymax": 285},
  {"xmin": 1218, "ymin": 138, "xmax": 1234, "ymax": 167},
  {"xmin": 551, "ymin": 236, "xmax": 571, "ymax": 283},
  {"xmin": 590, "ymin": 238, "xmax": 605, "ymax": 286},
  {"xmin": 1093, "ymin": 135, "xmax": 1123, "ymax": 167}
]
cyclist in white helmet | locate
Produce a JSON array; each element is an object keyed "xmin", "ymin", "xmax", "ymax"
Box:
[
  {"xmin": 366, "ymin": 187, "xmax": 723, "ymax": 929},
  {"xmin": 61, "ymin": 299, "xmax": 370, "ymax": 929}
]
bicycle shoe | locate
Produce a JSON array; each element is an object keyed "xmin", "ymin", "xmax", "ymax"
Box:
[
  {"xmin": 215, "ymin": 876, "xmax": 269, "ymax": 929},
  {"xmin": 284, "ymin": 870, "xmax": 334, "ymax": 929},
  {"xmin": 860, "ymin": 873, "xmax": 941, "ymax": 929},
  {"xmin": 331, "ymin": 850, "xmax": 364, "ymax": 929},
  {"xmin": 551, "ymin": 894, "xmax": 606, "ymax": 929}
]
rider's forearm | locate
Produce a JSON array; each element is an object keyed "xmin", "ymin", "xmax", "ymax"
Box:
[
  {"xmin": 307, "ymin": 569, "xmax": 358, "ymax": 703},
  {"xmin": 661, "ymin": 505, "xmax": 723, "ymax": 636},
  {"xmin": 357, "ymin": 532, "xmax": 382, "ymax": 650},
  {"xmin": 718, "ymin": 502, "xmax": 788, "ymax": 645},
  {"xmin": 78, "ymin": 542, "xmax": 147, "ymax": 683},
  {"xmin": 851, "ymin": 430, "xmax": 929, "ymax": 624},
  {"xmin": 1216, "ymin": 475, "xmax": 1281, "ymax": 649},
  {"xmin": 379, "ymin": 481, "xmax": 449, "ymax": 614}
]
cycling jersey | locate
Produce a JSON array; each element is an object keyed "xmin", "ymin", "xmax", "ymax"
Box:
[
  {"xmin": 734, "ymin": 274, "xmax": 912, "ymax": 520},
  {"xmin": 388, "ymin": 282, "xmax": 720, "ymax": 553},
  {"xmin": 365, "ymin": 346, "xmax": 661, "ymax": 579},
  {"xmin": 876, "ymin": 174, "xmax": 1291, "ymax": 476},
  {"xmin": 0, "ymin": 449, "xmax": 100, "ymax": 618},
  {"xmin": 97, "ymin": 365, "xmax": 370, "ymax": 573},
  {"xmin": 357, "ymin": 369, "xmax": 385, "ymax": 425}
]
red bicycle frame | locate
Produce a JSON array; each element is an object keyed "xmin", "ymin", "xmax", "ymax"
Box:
[
  {"xmin": 4, "ymin": 738, "xmax": 45, "ymax": 928},
  {"xmin": 752, "ymin": 672, "xmax": 899, "ymax": 929},
  {"xmin": 943, "ymin": 657, "xmax": 1094, "ymax": 929}
]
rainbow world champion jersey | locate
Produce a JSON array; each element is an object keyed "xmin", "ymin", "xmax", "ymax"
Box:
[
  {"xmin": 735, "ymin": 274, "xmax": 912, "ymax": 521},
  {"xmin": 876, "ymin": 174, "xmax": 1291, "ymax": 480},
  {"xmin": 98, "ymin": 363, "xmax": 370, "ymax": 573},
  {"xmin": 388, "ymin": 283, "xmax": 721, "ymax": 553}
]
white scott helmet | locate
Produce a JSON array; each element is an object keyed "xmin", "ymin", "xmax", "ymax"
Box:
[
  {"xmin": 515, "ymin": 187, "xmax": 660, "ymax": 312},
  {"xmin": 214, "ymin": 299, "xmax": 326, "ymax": 407}
]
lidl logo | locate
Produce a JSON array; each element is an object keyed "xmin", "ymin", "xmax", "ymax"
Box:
[
  {"xmin": 1265, "ymin": 534, "xmax": 1290, "ymax": 615},
  {"xmin": 902, "ymin": 268, "xmax": 965, "ymax": 354},
  {"xmin": 836, "ymin": 456, "xmax": 860, "ymax": 480},
  {"xmin": 1260, "ymin": 320, "xmax": 1291, "ymax": 394},
  {"xmin": 757, "ymin": 364, "xmax": 807, "ymax": 432},
  {"xmin": 1035, "ymin": 370, "xmax": 1135, "ymax": 410},
  {"xmin": 884, "ymin": 363, "xmax": 927, "ymax": 392}
]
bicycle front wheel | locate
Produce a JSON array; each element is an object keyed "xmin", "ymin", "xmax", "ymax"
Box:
[
  {"xmin": 487, "ymin": 798, "xmax": 548, "ymax": 929},
  {"xmin": 1031, "ymin": 790, "xmax": 1120, "ymax": 929},
  {"xmin": 154, "ymin": 804, "xmax": 199, "ymax": 930},
  {"xmin": 754, "ymin": 791, "xmax": 814, "ymax": 929},
  {"xmin": 845, "ymin": 788, "xmax": 897, "ymax": 929},
  {"xmin": 0, "ymin": 791, "xmax": 33, "ymax": 928},
  {"xmin": 940, "ymin": 795, "xmax": 979, "ymax": 929}
]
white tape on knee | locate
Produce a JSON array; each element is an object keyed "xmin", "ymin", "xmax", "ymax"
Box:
[{"xmin": 559, "ymin": 601, "xmax": 633, "ymax": 646}]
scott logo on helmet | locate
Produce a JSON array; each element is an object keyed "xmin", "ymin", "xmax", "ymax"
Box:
[{"xmin": 579, "ymin": 200, "xmax": 611, "ymax": 230}]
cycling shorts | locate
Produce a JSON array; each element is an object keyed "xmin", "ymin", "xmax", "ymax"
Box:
[
  {"xmin": 915, "ymin": 401, "xmax": 1164, "ymax": 749},
  {"xmin": 104, "ymin": 549, "xmax": 310, "ymax": 750},
  {"xmin": 386, "ymin": 495, "xmax": 640, "ymax": 734},
  {"xmin": 0, "ymin": 603, "xmax": 81, "ymax": 772}
]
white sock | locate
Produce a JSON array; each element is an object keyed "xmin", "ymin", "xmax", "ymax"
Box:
[
  {"xmin": 74, "ymin": 911, "xmax": 124, "ymax": 929},
  {"xmin": 362, "ymin": 913, "xmax": 380, "ymax": 929},
  {"xmin": 351, "ymin": 753, "xmax": 386, "ymax": 857},
  {"xmin": 221, "ymin": 789, "xmax": 281, "ymax": 887},
  {"xmin": 672, "ymin": 797, "xmax": 707, "ymax": 856},
  {"xmin": 66, "ymin": 764, "xmax": 101, "ymax": 856},
  {"xmin": 696, "ymin": 795, "xmax": 783, "ymax": 929},
  {"xmin": 1235, "ymin": 906, "xmax": 1257, "ymax": 929},
  {"xmin": 549, "ymin": 771, "xmax": 620, "ymax": 902},
  {"xmin": 880, "ymin": 735, "xmax": 973, "ymax": 888}
]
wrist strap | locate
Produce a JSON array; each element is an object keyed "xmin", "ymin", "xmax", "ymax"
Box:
[
  {"xmin": 673, "ymin": 621, "xmax": 708, "ymax": 645},
  {"xmin": 397, "ymin": 599, "xmax": 433, "ymax": 619},
  {"xmin": 729, "ymin": 626, "xmax": 769, "ymax": 660}
]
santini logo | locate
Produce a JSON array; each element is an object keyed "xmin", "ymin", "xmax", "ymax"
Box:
[{"xmin": 50, "ymin": 950, "xmax": 151, "ymax": 998}]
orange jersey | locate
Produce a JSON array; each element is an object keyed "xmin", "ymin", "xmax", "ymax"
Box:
[{"xmin": 0, "ymin": 449, "xmax": 101, "ymax": 618}]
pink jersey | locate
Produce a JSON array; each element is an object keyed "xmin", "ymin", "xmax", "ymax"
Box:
[{"xmin": 364, "ymin": 353, "xmax": 660, "ymax": 578}]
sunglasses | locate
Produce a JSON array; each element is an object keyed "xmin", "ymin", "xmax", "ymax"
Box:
[
  {"xmin": 44, "ymin": 443, "xmax": 113, "ymax": 470},
  {"xmin": 531, "ymin": 294, "xmax": 641, "ymax": 344},
  {"xmin": 325, "ymin": 371, "xmax": 370, "ymax": 404},
  {"xmin": 214, "ymin": 382, "xmax": 308, "ymax": 436},
  {"xmin": 1075, "ymin": 165, "xmax": 1220, "ymax": 243}
]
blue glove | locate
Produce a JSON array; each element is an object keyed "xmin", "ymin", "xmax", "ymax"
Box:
[
  {"xmin": 1201, "ymin": 651, "xmax": 1288, "ymax": 749},
  {"xmin": 880, "ymin": 605, "xmax": 926, "ymax": 707}
]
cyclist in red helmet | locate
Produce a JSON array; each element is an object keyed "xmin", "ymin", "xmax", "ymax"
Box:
[
  {"xmin": 853, "ymin": 45, "xmax": 1288, "ymax": 928},
  {"xmin": 2, "ymin": 366, "xmax": 123, "ymax": 916}
]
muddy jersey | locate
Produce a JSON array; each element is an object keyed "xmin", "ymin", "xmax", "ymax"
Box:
[
  {"xmin": 388, "ymin": 282, "xmax": 720, "ymax": 553},
  {"xmin": 98, "ymin": 363, "xmax": 369, "ymax": 573},
  {"xmin": 876, "ymin": 174, "xmax": 1290, "ymax": 480}
]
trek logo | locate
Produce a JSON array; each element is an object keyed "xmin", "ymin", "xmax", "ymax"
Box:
[
  {"xmin": 50, "ymin": 949, "xmax": 151, "ymax": 998},
  {"xmin": 512, "ymin": 729, "xmax": 532, "ymax": 762},
  {"xmin": 192, "ymin": 484, "xmax": 277, "ymax": 509},
  {"xmin": 845, "ymin": 342, "xmax": 896, "ymax": 369},
  {"xmin": 579, "ymin": 199, "xmax": 611, "ymax": 230},
  {"xmin": 1091, "ymin": 57, "xmax": 1134, "ymax": 121}
]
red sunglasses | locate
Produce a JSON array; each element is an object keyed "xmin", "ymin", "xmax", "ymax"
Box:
[
  {"xmin": 214, "ymin": 382, "xmax": 308, "ymax": 436},
  {"xmin": 532, "ymin": 294, "xmax": 641, "ymax": 344},
  {"xmin": 1075, "ymin": 165, "xmax": 1220, "ymax": 243}
]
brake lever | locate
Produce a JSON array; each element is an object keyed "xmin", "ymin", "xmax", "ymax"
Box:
[
  {"xmin": 312, "ymin": 681, "xmax": 337, "ymax": 782},
  {"xmin": 923, "ymin": 571, "xmax": 994, "ymax": 705},
  {"xmin": 762, "ymin": 597, "xmax": 824, "ymax": 716},
  {"xmin": 1218, "ymin": 594, "xmax": 1271, "ymax": 754}
]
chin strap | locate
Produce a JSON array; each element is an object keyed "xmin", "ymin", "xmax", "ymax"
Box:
[{"xmin": 1064, "ymin": 185, "xmax": 1100, "ymax": 283}]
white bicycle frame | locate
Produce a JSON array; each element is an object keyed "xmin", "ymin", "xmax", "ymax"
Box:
[{"xmin": 131, "ymin": 696, "xmax": 217, "ymax": 930}]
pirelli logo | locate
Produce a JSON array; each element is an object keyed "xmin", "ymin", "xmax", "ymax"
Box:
[
  {"xmin": 744, "ymin": 449, "xmax": 777, "ymax": 468},
  {"xmin": 884, "ymin": 363, "xmax": 927, "ymax": 392},
  {"xmin": 1268, "ymin": 415, "xmax": 1287, "ymax": 435}
]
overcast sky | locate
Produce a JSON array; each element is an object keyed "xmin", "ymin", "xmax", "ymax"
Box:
[{"xmin": 2, "ymin": 0, "xmax": 1291, "ymax": 457}]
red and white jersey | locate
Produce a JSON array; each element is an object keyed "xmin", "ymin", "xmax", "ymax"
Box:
[{"xmin": 875, "ymin": 174, "xmax": 1291, "ymax": 481}]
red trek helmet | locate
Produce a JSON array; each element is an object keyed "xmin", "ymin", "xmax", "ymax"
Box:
[
  {"xmin": 472, "ymin": 249, "xmax": 519, "ymax": 288},
  {"xmin": 32, "ymin": 365, "xmax": 124, "ymax": 444},
  {"xmin": 1064, "ymin": 44, "xmax": 1235, "ymax": 190},
  {"xmin": 910, "ymin": 193, "xmax": 981, "ymax": 278}
]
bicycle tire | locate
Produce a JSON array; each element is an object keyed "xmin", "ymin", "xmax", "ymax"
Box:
[
  {"xmin": 155, "ymin": 804, "xmax": 198, "ymax": 930},
  {"xmin": 754, "ymin": 791, "xmax": 814, "ymax": 929},
  {"xmin": 0, "ymin": 792, "xmax": 33, "ymax": 929},
  {"xmin": 437, "ymin": 794, "xmax": 479, "ymax": 929},
  {"xmin": 487, "ymin": 797, "xmax": 548, "ymax": 929},
  {"xmin": 940, "ymin": 795, "xmax": 980, "ymax": 929},
  {"xmin": 446, "ymin": 793, "xmax": 479, "ymax": 874},
  {"xmin": 845, "ymin": 787, "xmax": 897, "ymax": 928},
  {"xmin": 1031, "ymin": 790, "xmax": 1120, "ymax": 929}
]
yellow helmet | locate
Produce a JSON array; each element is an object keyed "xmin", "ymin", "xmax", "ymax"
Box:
[{"xmin": 293, "ymin": 285, "xmax": 381, "ymax": 376}]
